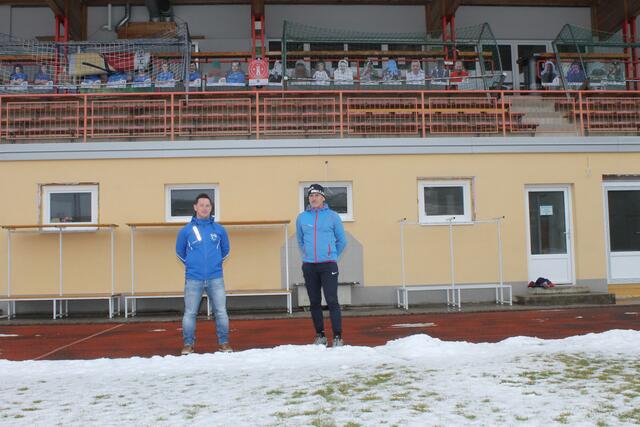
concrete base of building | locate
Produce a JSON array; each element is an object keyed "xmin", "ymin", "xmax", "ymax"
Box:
[
  {"xmin": 1, "ymin": 279, "xmax": 619, "ymax": 318},
  {"xmin": 515, "ymin": 286, "xmax": 616, "ymax": 305}
]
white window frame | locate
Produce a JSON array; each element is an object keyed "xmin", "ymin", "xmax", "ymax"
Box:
[
  {"xmin": 498, "ymin": 39, "xmax": 553, "ymax": 90},
  {"xmin": 165, "ymin": 184, "xmax": 220, "ymax": 222},
  {"xmin": 299, "ymin": 181, "xmax": 353, "ymax": 222},
  {"xmin": 418, "ymin": 179, "xmax": 472, "ymax": 225},
  {"xmin": 41, "ymin": 184, "xmax": 99, "ymax": 226}
]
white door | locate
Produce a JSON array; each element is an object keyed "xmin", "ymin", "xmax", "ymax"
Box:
[
  {"xmin": 604, "ymin": 182, "xmax": 640, "ymax": 283},
  {"xmin": 526, "ymin": 186, "xmax": 574, "ymax": 284}
]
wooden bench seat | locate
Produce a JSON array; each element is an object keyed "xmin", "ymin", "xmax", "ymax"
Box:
[
  {"xmin": 397, "ymin": 283, "xmax": 512, "ymax": 310},
  {"xmin": 124, "ymin": 288, "xmax": 292, "ymax": 317},
  {"xmin": 179, "ymin": 112, "xmax": 252, "ymax": 120},
  {"xmin": 508, "ymin": 123, "xmax": 540, "ymax": 133},
  {"xmin": 451, "ymin": 284, "xmax": 512, "ymax": 308},
  {"xmin": 0, "ymin": 293, "xmax": 120, "ymax": 319},
  {"xmin": 396, "ymin": 285, "xmax": 457, "ymax": 310}
]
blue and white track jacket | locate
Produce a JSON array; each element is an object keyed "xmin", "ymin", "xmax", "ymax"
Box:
[{"xmin": 176, "ymin": 216, "xmax": 230, "ymax": 280}]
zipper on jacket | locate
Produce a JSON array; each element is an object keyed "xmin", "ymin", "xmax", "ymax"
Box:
[
  {"xmin": 328, "ymin": 243, "xmax": 331, "ymax": 257},
  {"xmin": 201, "ymin": 224, "xmax": 208, "ymax": 277},
  {"xmin": 314, "ymin": 210, "xmax": 318, "ymax": 262},
  {"xmin": 313, "ymin": 209, "xmax": 318, "ymax": 262}
]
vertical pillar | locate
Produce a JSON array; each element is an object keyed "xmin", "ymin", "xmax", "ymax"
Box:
[
  {"xmin": 631, "ymin": 17, "xmax": 638, "ymax": 89},
  {"xmin": 622, "ymin": 18, "xmax": 634, "ymax": 89},
  {"xmin": 251, "ymin": 0, "xmax": 265, "ymax": 59},
  {"xmin": 442, "ymin": 14, "xmax": 456, "ymax": 62},
  {"xmin": 451, "ymin": 15, "xmax": 456, "ymax": 62},
  {"xmin": 442, "ymin": 15, "xmax": 448, "ymax": 59}
]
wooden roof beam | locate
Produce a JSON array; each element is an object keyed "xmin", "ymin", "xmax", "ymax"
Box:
[
  {"xmin": 461, "ymin": 0, "xmax": 592, "ymax": 5},
  {"xmin": 44, "ymin": 0, "xmax": 86, "ymax": 40},
  {"xmin": 427, "ymin": 0, "xmax": 461, "ymax": 33},
  {"xmin": 593, "ymin": 0, "xmax": 640, "ymax": 34}
]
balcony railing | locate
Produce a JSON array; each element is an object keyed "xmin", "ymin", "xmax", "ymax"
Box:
[{"xmin": 1, "ymin": 89, "xmax": 639, "ymax": 143}]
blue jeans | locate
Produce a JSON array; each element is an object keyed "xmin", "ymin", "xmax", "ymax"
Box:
[{"xmin": 182, "ymin": 278, "xmax": 229, "ymax": 346}]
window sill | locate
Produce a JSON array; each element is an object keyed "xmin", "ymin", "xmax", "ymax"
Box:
[
  {"xmin": 418, "ymin": 221, "xmax": 474, "ymax": 226},
  {"xmin": 40, "ymin": 225, "xmax": 99, "ymax": 233}
]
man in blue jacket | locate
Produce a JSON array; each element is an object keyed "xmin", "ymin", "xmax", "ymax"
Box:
[
  {"xmin": 176, "ymin": 193, "xmax": 231, "ymax": 355},
  {"xmin": 296, "ymin": 184, "xmax": 347, "ymax": 347}
]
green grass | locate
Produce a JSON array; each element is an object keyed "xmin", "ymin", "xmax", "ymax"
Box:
[
  {"xmin": 364, "ymin": 372, "xmax": 394, "ymax": 387},
  {"xmin": 411, "ymin": 403, "xmax": 429, "ymax": 413},
  {"xmin": 360, "ymin": 394, "xmax": 381, "ymax": 402},
  {"xmin": 618, "ymin": 407, "xmax": 640, "ymax": 424},
  {"xmin": 554, "ymin": 412, "xmax": 572, "ymax": 424},
  {"xmin": 93, "ymin": 394, "xmax": 111, "ymax": 400},
  {"xmin": 389, "ymin": 392, "xmax": 411, "ymax": 401},
  {"xmin": 313, "ymin": 385, "xmax": 336, "ymax": 401},
  {"xmin": 310, "ymin": 418, "xmax": 336, "ymax": 427}
]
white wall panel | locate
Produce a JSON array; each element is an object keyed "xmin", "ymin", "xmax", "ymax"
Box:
[{"xmin": 455, "ymin": 6, "xmax": 591, "ymax": 40}]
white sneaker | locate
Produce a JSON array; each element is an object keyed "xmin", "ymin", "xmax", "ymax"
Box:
[{"xmin": 313, "ymin": 334, "xmax": 328, "ymax": 346}]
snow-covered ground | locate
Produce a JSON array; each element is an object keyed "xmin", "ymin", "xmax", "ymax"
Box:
[{"xmin": 1, "ymin": 330, "xmax": 639, "ymax": 426}]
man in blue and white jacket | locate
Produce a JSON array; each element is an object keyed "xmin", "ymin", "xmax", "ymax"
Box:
[
  {"xmin": 296, "ymin": 184, "xmax": 347, "ymax": 347},
  {"xmin": 176, "ymin": 193, "xmax": 231, "ymax": 355}
]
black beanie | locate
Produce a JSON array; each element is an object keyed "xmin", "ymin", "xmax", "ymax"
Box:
[{"xmin": 307, "ymin": 184, "xmax": 326, "ymax": 198}]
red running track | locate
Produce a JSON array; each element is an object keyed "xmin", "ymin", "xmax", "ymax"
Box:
[{"xmin": 0, "ymin": 305, "xmax": 639, "ymax": 361}]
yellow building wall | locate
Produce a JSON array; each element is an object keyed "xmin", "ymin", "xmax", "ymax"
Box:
[
  {"xmin": 0, "ymin": 151, "xmax": 639, "ymax": 296},
  {"xmin": 608, "ymin": 284, "xmax": 640, "ymax": 298}
]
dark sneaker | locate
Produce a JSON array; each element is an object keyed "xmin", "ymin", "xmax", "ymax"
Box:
[
  {"xmin": 333, "ymin": 336, "xmax": 344, "ymax": 348},
  {"xmin": 181, "ymin": 344, "xmax": 194, "ymax": 355},
  {"xmin": 219, "ymin": 343, "xmax": 233, "ymax": 353},
  {"xmin": 313, "ymin": 334, "xmax": 328, "ymax": 346}
]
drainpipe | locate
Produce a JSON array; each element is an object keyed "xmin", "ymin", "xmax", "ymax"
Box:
[
  {"xmin": 102, "ymin": 3, "xmax": 113, "ymax": 31},
  {"xmin": 115, "ymin": 3, "xmax": 131, "ymax": 31}
]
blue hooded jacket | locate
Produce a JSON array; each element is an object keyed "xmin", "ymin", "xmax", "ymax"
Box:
[
  {"xmin": 296, "ymin": 204, "xmax": 347, "ymax": 263},
  {"xmin": 176, "ymin": 216, "xmax": 230, "ymax": 280}
]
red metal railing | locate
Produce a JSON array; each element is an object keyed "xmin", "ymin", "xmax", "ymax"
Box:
[
  {"xmin": 89, "ymin": 99, "xmax": 168, "ymax": 138},
  {"xmin": 347, "ymin": 97, "xmax": 419, "ymax": 136},
  {"xmin": 428, "ymin": 97, "xmax": 499, "ymax": 135},
  {"xmin": 4, "ymin": 100, "xmax": 80, "ymax": 140},
  {"xmin": 1, "ymin": 89, "xmax": 639, "ymax": 143},
  {"xmin": 178, "ymin": 97, "xmax": 252, "ymax": 137},
  {"xmin": 261, "ymin": 96, "xmax": 337, "ymax": 135},
  {"xmin": 585, "ymin": 97, "xmax": 640, "ymax": 133}
]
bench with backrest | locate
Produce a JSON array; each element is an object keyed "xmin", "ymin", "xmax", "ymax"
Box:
[
  {"xmin": 0, "ymin": 293, "xmax": 120, "ymax": 320},
  {"xmin": 1, "ymin": 224, "xmax": 120, "ymax": 319},
  {"xmin": 126, "ymin": 220, "xmax": 293, "ymax": 317},
  {"xmin": 123, "ymin": 289, "xmax": 293, "ymax": 318},
  {"xmin": 397, "ymin": 218, "xmax": 510, "ymax": 310}
]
